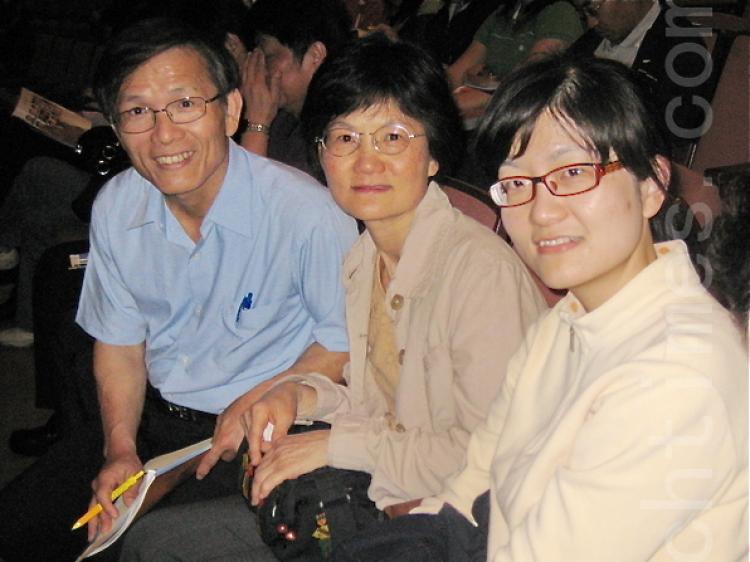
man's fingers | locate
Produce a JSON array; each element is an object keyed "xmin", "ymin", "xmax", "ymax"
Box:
[
  {"xmin": 220, "ymin": 447, "xmax": 238, "ymax": 462},
  {"xmin": 86, "ymin": 497, "xmax": 100, "ymax": 542},
  {"xmin": 92, "ymin": 482, "xmax": 119, "ymax": 519},
  {"xmin": 248, "ymin": 49, "xmax": 267, "ymax": 81},
  {"xmin": 195, "ymin": 447, "xmax": 221, "ymax": 480},
  {"xmin": 122, "ymin": 481, "xmax": 142, "ymax": 507},
  {"xmin": 268, "ymin": 71, "xmax": 281, "ymax": 102}
]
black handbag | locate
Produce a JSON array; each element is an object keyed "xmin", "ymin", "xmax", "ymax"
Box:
[{"xmin": 244, "ymin": 423, "xmax": 382, "ymax": 561}]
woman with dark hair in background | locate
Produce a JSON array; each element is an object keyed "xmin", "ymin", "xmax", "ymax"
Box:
[
  {"xmin": 333, "ymin": 55, "xmax": 747, "ymax": 562},
  {"xmin": 119, "ymin": 33, "xmax": 546, "ymax": 561}
]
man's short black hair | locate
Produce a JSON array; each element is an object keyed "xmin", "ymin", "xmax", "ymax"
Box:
[
  {"xmin": 301, "ymin": 32, "xmax": 465, "ymax": 179},
  {"xmin": 93, "ymin": 17, "xmax": 240, "ymax": 122},
  {"xmin": 246, "ymin": 0, "xmax": 354, "ymax": 60}
]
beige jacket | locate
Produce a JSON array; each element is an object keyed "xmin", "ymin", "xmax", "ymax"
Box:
[
  {"xmin": 295, "ymin": 182, "xmax": 547, "ymax": 508},
  {"xmin": 418, "ymin": 241, "xmax": 748, "ymax": 561}
]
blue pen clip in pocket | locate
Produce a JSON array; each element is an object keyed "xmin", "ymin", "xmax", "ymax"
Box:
[{"xmin": 235, "ymin": 292, "xmax": 254, "ymax": 324}]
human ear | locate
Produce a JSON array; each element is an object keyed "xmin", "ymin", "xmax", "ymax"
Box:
[
  {"xmin": 303, "ymin": 41, "xmax": 328, "ymax": 72},
  {"xmin": 224, "ymin": 88, "xmax": 244, "ymax": 137},
  {"xmin": 428, "ymin": 157, "xmax": 439, "ymax": 178},
  {"xmin": 640, "ymin": 155, "xmax": 670, "ymax": 219}
]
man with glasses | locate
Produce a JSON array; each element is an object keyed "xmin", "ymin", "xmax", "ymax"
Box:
[
  {"xmin": 569, "ymin": 0, "xmax": 711, "ymax": 156},
  {"xmin": 0, "ymin": 17, "xmax": 356, "ymax": 562}
]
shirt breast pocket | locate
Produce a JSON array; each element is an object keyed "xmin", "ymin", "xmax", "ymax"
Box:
[
  {"xmin": 217, "ymin": 295, "xmax": 299, "ymax": 373},
  {"xmin": 225, "ymin": 300, "xmax": 280, "ymax": 336}
]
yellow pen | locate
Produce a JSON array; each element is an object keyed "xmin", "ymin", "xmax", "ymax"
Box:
[{"xmin": 71, "ymin": 470, "xmax": 145, "ymax": 530}]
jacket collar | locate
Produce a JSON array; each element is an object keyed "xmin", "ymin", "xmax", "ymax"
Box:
[{"xmin": 343, "ymin": 181, "xmax": 456, "ymax": 299}]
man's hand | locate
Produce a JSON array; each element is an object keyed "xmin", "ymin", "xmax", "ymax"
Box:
[
  {"xmin": 250, "ymin": 429, "xmax": 330, "ymax": 506},
  {"xmin": 241, "ymin": 48, "xmax": 282, "ymax": 127},
  {"xmin": 87, "ymin": 450, "xmax": 143, "ymax": 541},
  {"xmin": 195, "ymin": 381, "xmax": 273, "ymax": 479}
]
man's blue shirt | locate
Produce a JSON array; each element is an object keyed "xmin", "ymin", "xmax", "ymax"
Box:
[{"xmin": 77, "ymin": 141, "xmax": 357, "ymax": 413}]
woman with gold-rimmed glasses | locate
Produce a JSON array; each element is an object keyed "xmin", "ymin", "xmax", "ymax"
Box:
[
  {"xmin": 242, "ymin": 31, "xmax": 546, "ymax": 517},
  {"xmin": 333, "ymin": 55, "xmax": 747, "ymax": 562}
]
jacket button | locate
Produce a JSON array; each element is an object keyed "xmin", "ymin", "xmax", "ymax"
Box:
[
  {"xmin": 394, "ymin": 423, "xmax": 406, "ymax": 433},
  {"xmin": 390, "ymin": 294, "xmax": 404, "ymax": 310},
  {"xmin": 398, "ymin": 349, "xmax": 405, "ymax": 365}
]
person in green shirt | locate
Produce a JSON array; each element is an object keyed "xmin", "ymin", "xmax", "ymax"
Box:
[{"xmin": 448, "ymin": 0, "xmax": 583, "ymax": 118}]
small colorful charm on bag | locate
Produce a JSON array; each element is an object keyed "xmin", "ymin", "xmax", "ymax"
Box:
[{"xmin": 312, "ymin": 511, "xmax": 332, "ymax": 557}]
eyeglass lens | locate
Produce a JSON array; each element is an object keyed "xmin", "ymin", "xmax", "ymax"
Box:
[{"xmin": 323, "ymin": 124, "xmax": 415, "ymax": 156}]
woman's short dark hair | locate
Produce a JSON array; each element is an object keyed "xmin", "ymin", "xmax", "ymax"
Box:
[
  {"xmin": 475, "ymin": 55, "xmax": 670, "ymax": 187},
  {"xmin": 93, "ymin": 18, "xmax": 240, "ymax": 122},
  {"xmin": 301, "ymin": 32, "xmax": 465, "ymax": 179}
]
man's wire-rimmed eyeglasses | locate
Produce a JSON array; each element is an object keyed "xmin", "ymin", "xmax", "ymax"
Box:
[{"xmin": 113, "ymin": 94, "xmax": 224, "ymax": 134}]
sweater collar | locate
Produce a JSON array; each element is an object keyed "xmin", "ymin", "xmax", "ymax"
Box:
[{"xmin": 556, "ymin": 240, "xmax": 698, "ymax": 348}]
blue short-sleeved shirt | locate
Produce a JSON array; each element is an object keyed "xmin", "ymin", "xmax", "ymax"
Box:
[{"xmin": 77, "ymin": 141, "xmax": 357, "ymax": 413}]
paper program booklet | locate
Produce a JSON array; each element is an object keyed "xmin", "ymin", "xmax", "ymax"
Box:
[
  {"xmin": 75, "ymin": 438, "xmax": 212, "ymax": 561},
  {"xmin": 12, "ymin": 87, "xmax": 92, "ymax": 148}
]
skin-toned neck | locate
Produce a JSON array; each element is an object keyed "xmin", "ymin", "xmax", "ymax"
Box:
[
  {"xmin": 164, "ymin": 144, "xmax": 230, "ymax": 242},
  {"xmin": 365, "ymin": 208, "xmax": 417, "ymax": 289},
  {"xmin": 571, "ymin": 221, "xmax": 657, "ymax": 312}
]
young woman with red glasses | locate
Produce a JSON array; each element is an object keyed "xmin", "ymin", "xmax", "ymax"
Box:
[{"xmin": 334, "ymin": 56, "xmax": 747, "ymax": 562}]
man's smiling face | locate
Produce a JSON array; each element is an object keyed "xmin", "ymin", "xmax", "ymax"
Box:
[{"xmin": 114, "ymin": 46, "xmax": 241, "ymax": 204}]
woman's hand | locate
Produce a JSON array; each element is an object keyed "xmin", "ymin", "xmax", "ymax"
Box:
[
  {"xmin": 245, "ymin": 381, "xmax": 300, "ymax": 467},
  {"xmin": 241, "ymin": 48, "xmax": 281, "ymax": 126},
  {"xmin": 250, "ymin": 429, "xmax": 330, "ymax": 506},
  {"xmin": 87, "ymin": 450, "xmax": 143, "ymax": 541}
]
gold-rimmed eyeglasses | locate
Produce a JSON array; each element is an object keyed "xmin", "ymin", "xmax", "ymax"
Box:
[
  {"xmin": 490, "ymin": 161, "xmax": 625, "ymax": 208},
  {"xmin": 113, "ymin": 94, "xmax": 224, "ymax": 134},
  {"xmin": 316, "ymin": 123, "xmax": 426, "ymax": 157}
]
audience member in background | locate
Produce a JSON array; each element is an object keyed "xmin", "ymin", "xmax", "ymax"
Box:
[
  {"xmin": 4, "ymin": 0, "xmax": 252, "ymax": 457},
  {"xmin": 345, "ymin": 0, "xmax": 396, "ymax": 29},
  {"xmin": 447, "ymin": 0, "xmax": 583, "ymax": 119},
  {"xmin": 238, "ymin": 0, "xmax": 355, "ymax": 174},
  {"xmin": 705, "ymin": 172, "xmax": 750, "ymax": 332},
  {"xmin": 0, "ymin": 158, "xmax": 93, "ymax": 348},
  {"xmin": 118, "ymin": 33, "xmax": 547, "ymax": 561},
  {"xmin": 0, "ymin": 17, "xmax": 356, "ymax": 562},
  {"xmin": 568, "ymin": 0, "xmax": 711, "ymax": 156},
  {"xmin": 333, "ymin": 55, "xmax": 748, "ymax": 562},
  {"xmin": 392, "ymin": 0, "xmax": 503, "ymax": 66}
]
